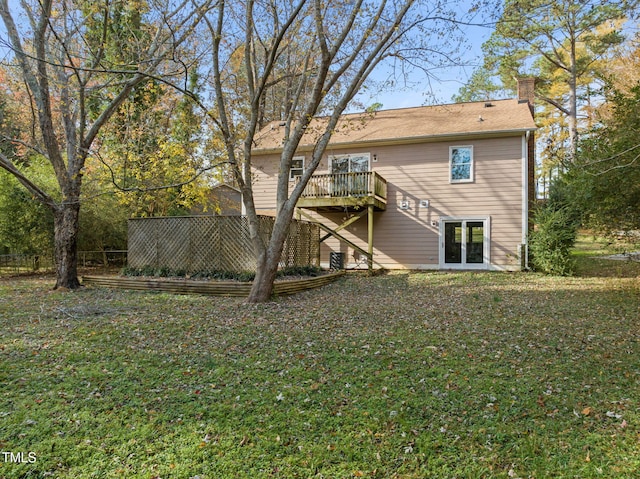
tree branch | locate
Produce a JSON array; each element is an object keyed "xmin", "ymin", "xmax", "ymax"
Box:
[
  {"xmin": 2, "ymin": 127, "xmax": 48, "ymax": 152},
  {"xmin": 0, "ymin": 151, "xmax": 57, "ymax": 209},
  {"xmin": 538, "ymin": 93, "xmax": 571, "ymax": 116},
  {"xmin": 96, "ymin": 153, "xmax": 231, "ymax": 194}
]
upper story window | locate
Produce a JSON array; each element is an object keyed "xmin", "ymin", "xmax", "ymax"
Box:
[
  {"xmin": 289, "ymin": 156, "xmax": 305, "ymax": 181},
  {"xmin": 450, "ymin": 146, "xmax": 474, "ymax": 183},
  {"xmin": 329, "ymin": 153, "xmax": 370, "ymax": 173}
]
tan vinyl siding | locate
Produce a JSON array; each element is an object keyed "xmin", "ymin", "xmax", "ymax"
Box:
[
  {"xmin": 252, "ymin": 135, "xmax": 526, "ymax": 270},
  {"xmin": 252, "ymin": 154, "xmax": 280, "ymax": 216}
]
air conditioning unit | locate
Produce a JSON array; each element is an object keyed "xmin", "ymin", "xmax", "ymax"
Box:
[{"xmin": 329, "ymin": 252, "xmax": 345, "ymax": 270}]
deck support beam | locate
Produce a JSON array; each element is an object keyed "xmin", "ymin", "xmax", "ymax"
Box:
[
  {"xmin": 298, "ymin": 210, "xmax": 369, "ymax": 258},
  {"xmin": 319, "ymin": 209, "xmax": 368, "ymax": 242},
  {"xmin": 298, "ymin": 208, "xmax": 381, "ymax": 271},
  {"xmin": 368, "ymin": 205, "xmax": 374, "ymax": 272}
]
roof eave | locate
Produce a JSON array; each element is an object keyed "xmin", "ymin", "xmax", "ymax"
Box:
[{"xmin": 253, "ymin": 126, "xmax": 537, "ymax": 155}]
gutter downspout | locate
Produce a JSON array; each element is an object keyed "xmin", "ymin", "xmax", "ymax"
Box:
[{"xmin": 522, "ymin": 131, "xmax": 531, "ymax": 270}]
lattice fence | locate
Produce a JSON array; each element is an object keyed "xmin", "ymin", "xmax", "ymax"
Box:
[{"xmin": 127, "ymin": 216, "xmax": 320, "ymax": 273}]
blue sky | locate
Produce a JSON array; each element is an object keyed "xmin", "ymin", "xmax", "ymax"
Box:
[
  {"xmin": 355, "ymin": 18, "xmax": 495, "ymax": 110},
  {"xmin": 358, "ymin": 61, "xmax": 486, "ymax": 110},
  {"xmin": 0, "ymin": 0, "xmax": 495, "ymax": 110}
]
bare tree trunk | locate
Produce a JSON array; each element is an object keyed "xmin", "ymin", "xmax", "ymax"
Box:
[
  {"xmin": 248, "ymin": 249, "xmax": 280, "ymax": 302},
  {"xmin": 207, "ymin": 1, "xmax": 422, "ymax": 302},
  {"xmin": 53, "ymin": 202, "xmax": 81, "ymax": 289},
  {"xmin": 247, "ymin": 213, "xmax": 291, "ymax": 302},
  {"xmin": 568, "ymin": 39, "xmax": 578, "ymax": 162}
]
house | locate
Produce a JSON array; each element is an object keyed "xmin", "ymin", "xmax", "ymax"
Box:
[
  {"xmin": 250, "ymin": 79, "xmax": 537, "ymax": 271},
  {"xmin": 191, "ymin": 183, "xmax": 242, "ymax": 216}
]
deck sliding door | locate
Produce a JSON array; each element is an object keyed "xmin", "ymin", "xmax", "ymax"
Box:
[{"xmin": 330, "ymin": 154, "xmax": 370, "ymax": 196}]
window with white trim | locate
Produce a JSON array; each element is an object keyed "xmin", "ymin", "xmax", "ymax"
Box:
[
  {"xmin": 289, "ymin": 156, "xmax": 304, "ymax": 181},
  {"xmin": 329, "ymin": 153, "xmax": 370, "ymax": 173},
  {"xmin": 450, "ymin": 146, "xmax": 474, "ymax": 183}
]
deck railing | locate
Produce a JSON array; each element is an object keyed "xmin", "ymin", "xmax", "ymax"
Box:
[{"xmin": 298, "ymin": 171, "xmax": 387, "ymax": 200}]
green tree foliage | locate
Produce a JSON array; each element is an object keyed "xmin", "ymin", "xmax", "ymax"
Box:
[
  {"xmin": 452, "ymin": 68, "xmax": 507, "ymax": 103},
  {"xmin": 77, "ymin": 187, "xmax": 129, "ymax": 252},
  {"xmin": 97, "ymin": 76, "xmax": 215, "ymax": 218},
  {"xmin": 0, "ymin": 156, "xmax": 129, "ymax": 255},
  {"xmin": 459, "ymin": 0, "xmax": 632, "ymax": 164},
  {"xmin": 85, "ymin": 0, "xmax": 212, "ymax": 217},
  {"xmin": 567, "ymin": 85, "xmax": 640, "ymax": 235},
  {"xmin": 0, "ymin": 166, "xmax": 54, "ymax": 255},
  {"xmin": 529, "ymin": 204, "xmax": 579, "ymax": 275},
  {"xmin": 0, "ymin": 0, "xmax": 207, "ymax": 288}
]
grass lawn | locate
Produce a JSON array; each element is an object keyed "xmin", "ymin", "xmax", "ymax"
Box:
[{"xmin": 0, "ymin": 238, "xmax": 638, "ymax": 478}]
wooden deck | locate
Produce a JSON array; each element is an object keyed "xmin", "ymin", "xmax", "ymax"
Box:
[
  {"xmin": 295, "ymin": 171, "xmax": 387, "ymax": 211},
  {"xmin": 294, "ymin": 171, "xmax": 388, "ymax": 271}
]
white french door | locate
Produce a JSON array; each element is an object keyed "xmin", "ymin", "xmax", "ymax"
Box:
[{"xmin": 439, "ymin": 217, "xmax": 490, "ymax": 269}]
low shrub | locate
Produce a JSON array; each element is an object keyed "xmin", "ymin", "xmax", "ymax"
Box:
[
  {"xmin": 120, "ymin": 265, "xmax": 156, "ymax": 276},
  {"xmin": 156, "ymin": 266, "xmax": 173, "ymax": 277},
  {"xmin": 529, "ymin": 205, "xmax": 578, "ymax": 275},
  {"xmin": 276, "ymin": 265, "xmax": 322, "ymax": 278},
  {"xmin": 122, "ymin": 265, "xmax": 322, "ymax": 282},
  {"xmin": 190, "ymin": 269, "xmax": 255, "ymax": 281}
]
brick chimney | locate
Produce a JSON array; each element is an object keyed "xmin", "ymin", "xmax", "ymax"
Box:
[{"xmin": 517, "ymin": 77, "xmax": 536, "ymax": 115}]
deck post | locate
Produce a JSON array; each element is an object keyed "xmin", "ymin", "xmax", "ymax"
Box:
[{"xmin": 367, "ymin": 204, "xmax": 374, "ymax": 272}]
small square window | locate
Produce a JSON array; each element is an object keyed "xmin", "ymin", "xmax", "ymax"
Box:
[
  {"xmin": 289, "ymin": 156, "xmax": 304, "ymax": 181},
  {"xmin": 450, "ymin": 146, "xmax": 473, "ymax": 183}
]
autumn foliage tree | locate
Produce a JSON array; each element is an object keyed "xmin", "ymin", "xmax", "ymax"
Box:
[
  {"xmin": 458, "ymin": 0, "xmax": 634, "ymax": 167},
  {"xmin": 95, "ymin": 75, "xmax": 216, "ymax": 218},
  {"xmin": 0, "ymin": 0, "xmax": 209, "ymax": 288}
]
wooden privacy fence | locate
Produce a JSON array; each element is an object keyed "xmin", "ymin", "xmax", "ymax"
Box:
[{"xmin": 127, "ymin": 215, "xmax": 320, "ymax": 273}]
